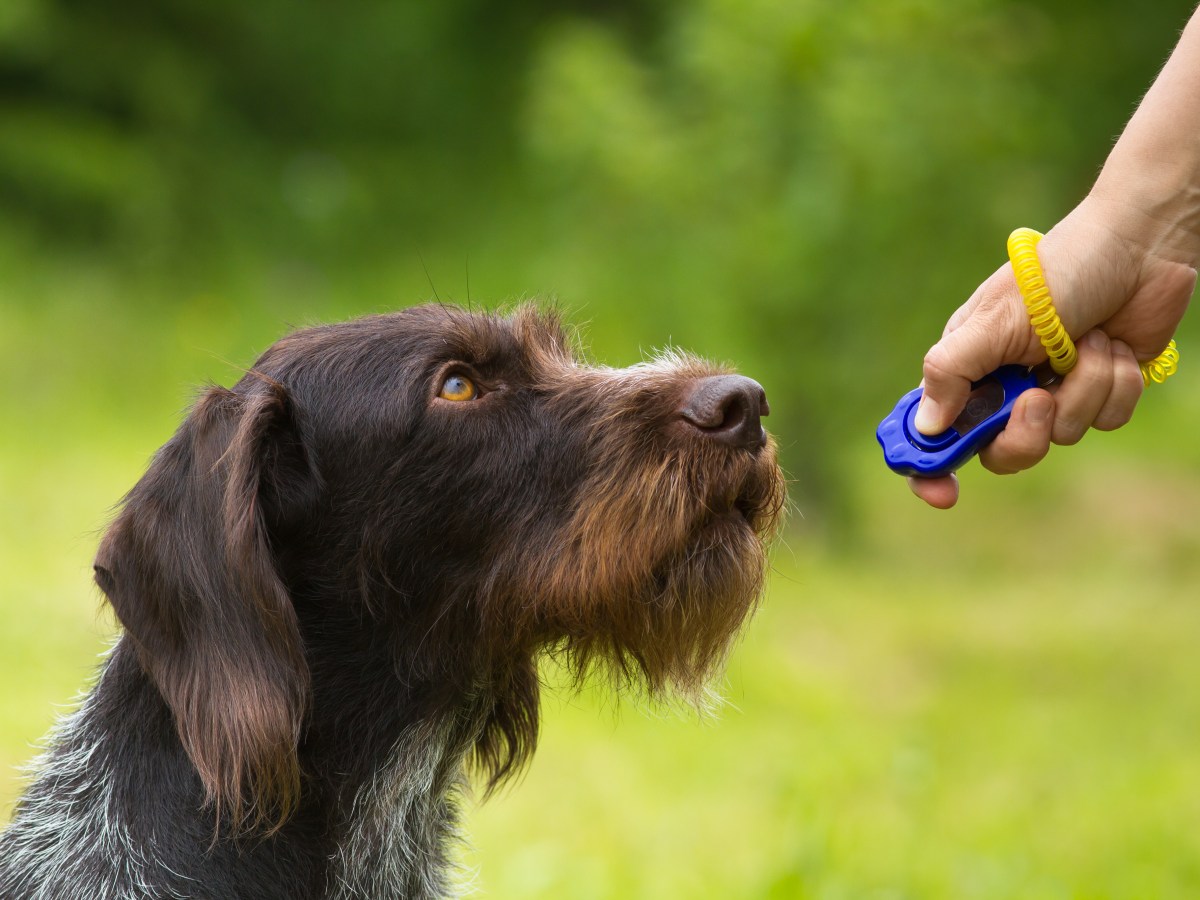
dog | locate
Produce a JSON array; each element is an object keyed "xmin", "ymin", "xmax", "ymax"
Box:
[{"xmin": 0, "ymin": 304, "xmax": 784, "ymax": 899}]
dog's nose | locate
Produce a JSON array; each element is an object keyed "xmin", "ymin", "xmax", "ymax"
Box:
[{"xmin": 678, "ymin": 375, "xmax": 769, "ymax": 451}]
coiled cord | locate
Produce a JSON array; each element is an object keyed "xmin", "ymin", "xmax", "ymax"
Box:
[
  {"xmin": 1141, "ymin": 339, "xmax": 1180, "ymax": 385},
  {"xmin": 1006, "ymin": 227, "xmax": 1180, "ymax": 386}
]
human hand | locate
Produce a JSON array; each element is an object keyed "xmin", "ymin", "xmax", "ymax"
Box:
[{"xmin": 908, "ymin": 197, "xmax": 1194, "ymax": 509}]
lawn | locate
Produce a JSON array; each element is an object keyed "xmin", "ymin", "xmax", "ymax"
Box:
[{"xmin": 465, "ymin": 480, "xmax": 1200, "ymax": 899}]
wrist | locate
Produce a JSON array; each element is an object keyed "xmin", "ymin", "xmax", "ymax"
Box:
[
  {"xmin": 1039, "ymin": 191, "xmax": 1195, "ymax": 362},
  {"xmin": 1028, "ymin": 202, "xmax": 1144, "ymax": 341}
]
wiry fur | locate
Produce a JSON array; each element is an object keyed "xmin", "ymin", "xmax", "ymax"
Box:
[{"xmin": 0, "ymin": 304, "xmax": 785, "ymax": 899}]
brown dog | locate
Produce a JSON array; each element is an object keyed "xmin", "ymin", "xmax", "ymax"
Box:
[{"xmin": 0, "ymin": 304, "xmax": 785, "ymax": 899}]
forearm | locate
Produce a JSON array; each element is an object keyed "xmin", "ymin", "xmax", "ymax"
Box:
[{"xmin": 1091, "ymin": 5, "xmax": 1200, "ymax": 266}]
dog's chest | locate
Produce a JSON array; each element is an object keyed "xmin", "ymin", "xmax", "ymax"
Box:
[{"xmin": 326, "ymin": 715, "xmax": 475, "ymax": 900}]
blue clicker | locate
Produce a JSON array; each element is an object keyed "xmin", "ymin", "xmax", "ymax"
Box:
[{"xmin": 876, "ymin": 365, "xmax": 1041, "ymax": 478}]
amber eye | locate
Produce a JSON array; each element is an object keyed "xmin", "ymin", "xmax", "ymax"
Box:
[{"xmin": 438, "ymin": 373, "xmax": 478, "ymax": 401}]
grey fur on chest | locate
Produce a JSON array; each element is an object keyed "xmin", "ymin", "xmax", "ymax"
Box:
[
  {"xmin": 327, "ymin": 716, "xmax": 474, "ymax": 900},
  {"xmin": 0, "ymin": 696, "xmax": 477, "ymax": 900}
]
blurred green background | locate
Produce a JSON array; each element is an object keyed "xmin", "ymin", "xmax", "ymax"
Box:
[{"xmin": 3, "ymin": 0, "xmax": 1200, "ymax": 896}]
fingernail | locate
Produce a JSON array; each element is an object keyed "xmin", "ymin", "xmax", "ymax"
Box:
[
  {"xmin": 1026, "ymin": 393, "xmax": 1053, "ymax": 426},
  {"xmin": 1086, "ymin": 330, "xmax": 1109, "ymax": 351},
  {"xmin": 914, "ymin": 397, "xmax": 943, "ymax": 435}
]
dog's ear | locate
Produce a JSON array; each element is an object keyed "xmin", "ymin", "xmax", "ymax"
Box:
[{"xmin": 94, "ymin": 378, "xmax": 315, "ymax": 834}]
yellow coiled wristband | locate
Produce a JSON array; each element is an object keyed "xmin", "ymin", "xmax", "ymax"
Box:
[{"xmin": 1006, "ymin": 228, "xmax": 1179, "ymax": 387}]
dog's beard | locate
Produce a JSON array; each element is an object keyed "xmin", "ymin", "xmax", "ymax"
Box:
[
  {"xmin": 501, "ymin": 435, "xmax": 786, "ymax": 705},
  {"xmin": 581, "ymin": 514, "xmax": 771, "ymax": 703}
]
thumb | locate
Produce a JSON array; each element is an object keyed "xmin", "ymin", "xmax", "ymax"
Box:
[{"xmin": 914, "ymin": 276, "xmax": 1027, "ymax": 435}]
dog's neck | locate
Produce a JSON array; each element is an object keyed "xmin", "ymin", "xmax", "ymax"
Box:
[
  {"xmin": 2, "ymin": 632, "xmax": 492, "ymax": 900},
  {"xmin": 320, "ymin": 702, "xmax": 480, "ymax": 900},
  {"xmin": 299, "ymin": 608, "xmax": 494, "ymax": 899}
]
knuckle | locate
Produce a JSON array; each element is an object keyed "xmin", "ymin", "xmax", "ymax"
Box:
[
  {"xmin": 1117, "ymin": 357, "xmax": 1146, "ymax": 397},
  {"xmin": 979, "ymin": 456, "xmax": 1020, "ymax": 475},
  {"xmin": 979, "ymin": 432, "xmax": 1048, "ymax": 474},
  {"xmin": 1052, "ymin": 418, "xmax": 1087, "ymax": 446},
  {"xmin": 1093, "ymin": 408, "xmax": 1134, "ymax": 432},
  {"xmin": 1094, "ymin": 381, "xmax": 1142, "ymax": 433},
  {"xmin": 921, "ymin": 343, "xmax": 954, "ymax": 384},
  {"xmin": 1071, "ymin": 350, "xmax": 1114, "ymax": 392}
]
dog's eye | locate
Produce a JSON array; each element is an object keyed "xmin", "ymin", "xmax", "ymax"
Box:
[{"xmin": 439, "ymin": 374, "xmax": 478, "ymax": 402}]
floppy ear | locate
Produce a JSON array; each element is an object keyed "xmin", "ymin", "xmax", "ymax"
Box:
[{"xmin": 94, "ymin": 378, "xmax": 314, "ymax": 833}]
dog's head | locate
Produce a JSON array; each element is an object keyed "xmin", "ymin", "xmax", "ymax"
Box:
[{"xmin": 94, "ymin": 304, "xmax": 785, "ymax": 830}]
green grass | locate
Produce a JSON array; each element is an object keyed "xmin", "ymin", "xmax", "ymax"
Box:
[
  {"xmin": 464, "ymin": 537, "xmax": 1200, "ymax": 899},
  {"xmin": 3, "ymin": 271, "xmax": 1200, "ymax": 897}
]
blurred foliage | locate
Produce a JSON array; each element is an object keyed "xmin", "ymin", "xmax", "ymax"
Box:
[{"xmin": 2, "ymin": 0, "xmax": 1196, "ymax": 521}]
